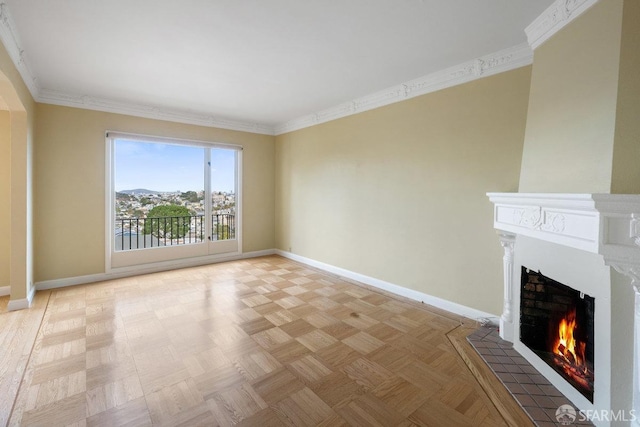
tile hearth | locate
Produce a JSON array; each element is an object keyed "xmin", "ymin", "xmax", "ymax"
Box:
[{"xmin": 468, "ymin": 326, "xmax": 593, "ymax": 426}]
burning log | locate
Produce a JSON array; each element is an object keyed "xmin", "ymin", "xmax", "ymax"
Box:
[
  {"xmin": 556, "ymin": 343, "xmax": 576, "ymax": 365},
  {"xmin": 550, "ymin": 353, "xmax": 594, "ymax": 394},
  {"xmin": 565, "ymin": 349, "xmax": 575, "ymax": 365}
]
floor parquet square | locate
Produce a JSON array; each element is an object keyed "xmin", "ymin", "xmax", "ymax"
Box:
[
  {"xmin": 85, "ymin": 374, "xmax": 144, "ymax": 417},
  {"xmin": 372, "ymin": 376, "xmax": 433, "ymax": 416},
  {"xmin": 272, "ymin": 387, "xmax": 336, "ymax": 426},
  {"xmin": 4, "ymin": 255, "xmax": 519, "ymax": 426},
  {"xmin": 342, "ymin": 357, "xmax": 395, "ymax": 392},
  {"xmin": 314, "ymin": 341, "xmax": 362, "ymax": 370},
  {"xmin": 320, "ymin": 321, "xmax": 359, "ymax": 340},
  {"xmin": 296, "ymin": 329, "xmax": 338, "ymax": 352},
  {"xmin": 232, "ymin": 350, "xmax": 282, "ymax": 381},
  {"xmin": 145, "ymin": 378, "xmax": 205, "ymax": 423},
  {"xmin": 310, "ymin": 371, "xmax": 365, "ymax": 409},
  {"xmin": 268, "ymin": 339, "xmax": 313, "ymax": 365},
  {"xmin": 342, "ymin": 331, "xmax": 385, "ymax": 354},
  {"xmin": 238, "ymin": 317, "xmax": 274, "ymax": 335},
  {"xmin": 207, "ymin": 382, "xmax": 267, "ymax": 424},
  {"xmin": 251, "ymin": 327, "xmax": 293, "ymax": 350},
  {"xmin": 277, "ymin": 318, "xmax": 315, "ymax": 338},
  {"xmin": 287, "ymin": 355, "xmax": 333, "ymax": 385},
  {"xmin": 250, "ymin": 367, "xmax": 305, "ymax": 405},
  {"xmin": 336, "ymin": 393, "xmax": 406, "ymax": 427}
]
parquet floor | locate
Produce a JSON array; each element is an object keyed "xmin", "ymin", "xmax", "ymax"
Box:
[
  {"xmin": 4, "ymin": 255, "xmax": 517, "ymax": 426},
  {"xmin": 0, "ymin": 292, "xmax": 49, "ymax": 426}
]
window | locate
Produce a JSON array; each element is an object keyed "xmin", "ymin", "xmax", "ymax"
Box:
[{"xmin": 106, "ymin": 133, "xmax": 242, "ymax": 269}]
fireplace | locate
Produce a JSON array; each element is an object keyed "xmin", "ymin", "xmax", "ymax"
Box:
[
  {"xmin": 487, "ymin": 192, "xmax": 640, "ymax": 427},
  {"xmin": 519, "ymin": 267, "xmax": 595, "ymax": 402}
]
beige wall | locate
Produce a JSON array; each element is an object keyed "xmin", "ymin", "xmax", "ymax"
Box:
[
  {"xmin": 611, "ymin": 0, "xmax": 640, "ymax": 193},
  {"xmin": 519, "ymin": 0, "xmax": 624, "ymax": 193},
  {"xmin": 0, "ymin": 110, "xmax": 9, "ymax": 287},
  {"xmin": 35, "ymin": 104, "xmax": 275, "ymax": 282},
  {"xmin": 275, "ymin": 67, "xmax": 531, "ymax": 315}
]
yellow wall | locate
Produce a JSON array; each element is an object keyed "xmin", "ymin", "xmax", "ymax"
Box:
[
  {"xmin": 611, "ymin": 0, "xmax": 640, "ymax": 193},
  {"xmin": 34, "ymin": 104, "xmax": 275, "ymax": 282},
  {"xmin": 275, "ymin": 67, "xmax": 531, "ymax": 315},
  {"xmin": 0, "ymin": 110, "xmax": 9, "ymax": 287},
  {"xmin": 519, "ymin": 0, "xmax": 624, "ymax": 193}
]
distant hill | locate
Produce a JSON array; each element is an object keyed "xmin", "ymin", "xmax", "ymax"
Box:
[{"xmin": 119, "ymin": 189, "xmax": 162, "ymax": 195}]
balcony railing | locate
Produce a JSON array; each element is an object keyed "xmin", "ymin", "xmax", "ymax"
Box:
[{"xmin": 115, "ymin": 214, "xmax": 235, "ymax": 251}]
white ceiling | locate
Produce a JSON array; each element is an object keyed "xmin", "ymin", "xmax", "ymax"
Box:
[{"xmin": 2, "ymin": 0, "xmax": 554, "ymax": 132}]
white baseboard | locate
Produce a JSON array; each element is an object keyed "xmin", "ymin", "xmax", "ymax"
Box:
[
  {"xmin": 0, "ymin": 286, "xmax": 9, "ymax": 297},
  {"xmin": 36, "ymin": 249, "xmax": 276, "ymax": 291},
  {"xmin": 33, "ymin": 247, "xmax": 498, "ymax": 323},
  {"xmin": 275, "ymin": 249, "xmax": 498, "ymax": 322},
  {"xmin": 7, "ymin": 285, "xmax": 36, "ymax": 311}
]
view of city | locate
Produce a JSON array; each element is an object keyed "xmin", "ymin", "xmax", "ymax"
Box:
[
  {"xmin": 115, "ymin": 189, "xmax": 235, "ymax": 218},
  {"xmin": 112, "ymin": 139, "xmax": 238, "ymax": 251},
  {"xmin": 114, "ymin": 189, "xmax": 236, "ymax": 251}
]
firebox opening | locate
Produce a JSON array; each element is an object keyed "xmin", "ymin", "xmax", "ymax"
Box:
[{"xmin": 520, "ymin": 267, "xmax": 595, "ymax": 402}]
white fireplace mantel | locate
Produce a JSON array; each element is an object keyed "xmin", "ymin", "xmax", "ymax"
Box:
[
  {"xmin": 487, "ymin": 193, "xmax": 640, "ymax": 266},
  {"xmin": 488, "ymin": 192, "xmax": 640, "ymax": 426}
]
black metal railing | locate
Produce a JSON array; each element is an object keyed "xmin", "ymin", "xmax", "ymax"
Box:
[
  {"xmin": 212, "ymin": 213, "xmax": 236, "ymax": 241},
  {"xmin": 115, "ymin": 214, "xmax": 235, "ymax": 251}
]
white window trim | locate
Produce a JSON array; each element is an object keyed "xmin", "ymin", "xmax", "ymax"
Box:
[{"xmin": 104, "ymin": 131, "xmax": 243, "ymax": 273}]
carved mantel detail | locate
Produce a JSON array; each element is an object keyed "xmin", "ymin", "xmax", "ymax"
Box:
[{"xmin": 513, "ymin": 206, "xmax": 566, "ymax": 233}]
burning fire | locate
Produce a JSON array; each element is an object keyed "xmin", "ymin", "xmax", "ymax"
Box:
[
  {"xmin": 554, "ymin": 309, "xmax": 584, "ymax": 367},
  {"xmin": 553, "ymin": 308, "xmax": 589, "ymax": 378}
]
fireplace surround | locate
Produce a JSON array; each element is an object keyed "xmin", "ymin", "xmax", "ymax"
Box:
[{"xmin": 488, "ymin": 193, "xmax": 640, "ymax": 427}]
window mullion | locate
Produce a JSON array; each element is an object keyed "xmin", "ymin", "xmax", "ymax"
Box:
[{"xmin": 204, "ymin": 149, "xmax": 212, "ymax": 242}]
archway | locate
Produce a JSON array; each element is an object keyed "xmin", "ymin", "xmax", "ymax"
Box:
[{"xmin": 0, "ymin": 70, "xmax": 32, "ymax": 310}]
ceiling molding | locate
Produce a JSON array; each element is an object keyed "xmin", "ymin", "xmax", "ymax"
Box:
[
  {"xmin": 0, "ymin": 1, "xmax": 538, "ymax": 138},
  {"xmin": 525, "ymin": 0, "xmax": 599, "ymax": 50},
  {"xmin": 0, "ymin": 2, "xmax": 39, "ymax": 96},
  {"xmin": 274, "ymin": 43, "xmax": 533, "ymax": 135},
  {"xmin": 38, "ymin": 89, "xmax": 276, "ymax": 135}
]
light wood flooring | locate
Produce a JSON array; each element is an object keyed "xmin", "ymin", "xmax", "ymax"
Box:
[{"xmin": 1, "ymin": 255, "xmax": 529, "ymax": 426}]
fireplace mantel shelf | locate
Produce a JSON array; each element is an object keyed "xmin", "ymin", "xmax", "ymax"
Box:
[{"xmin": 487, "ymin": 192, "xmax": 640, "ymax": 269}]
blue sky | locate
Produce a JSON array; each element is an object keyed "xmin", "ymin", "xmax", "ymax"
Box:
[{"xmin": 115, "ymin": 139, "xmax": 236, "ymax": 192}]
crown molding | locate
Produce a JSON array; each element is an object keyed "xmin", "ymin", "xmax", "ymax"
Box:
[
  {"xmin": 35, "ymin": 41, "xmax": 532, "ymax": 137},
  {"xmin": 38, "ymin": 89, "xmax": 276, "ymax": 135},
  {"xmin": 0, "ymin": 1, "xmax": 536, "ymax": 138},
  {"xmin": 525, "ymin": 0, "xmax": 599, "ymax": 50},
  {"xmin": 0, "ymin": 2, "xmax": 39, "ymax": 96},
  {"xmin": 274, "ymin": 43, "xmax": 533, "ymax": 135}
]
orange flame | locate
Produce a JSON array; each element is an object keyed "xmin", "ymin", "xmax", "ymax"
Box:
[{"xmin": 553, "ymin": 309, "xmax": 586, "ymax": 369}]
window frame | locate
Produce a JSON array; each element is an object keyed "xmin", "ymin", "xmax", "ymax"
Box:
[{"xmin": 105, "ymin": 131, "xmax": 243, "ymax": 273}]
